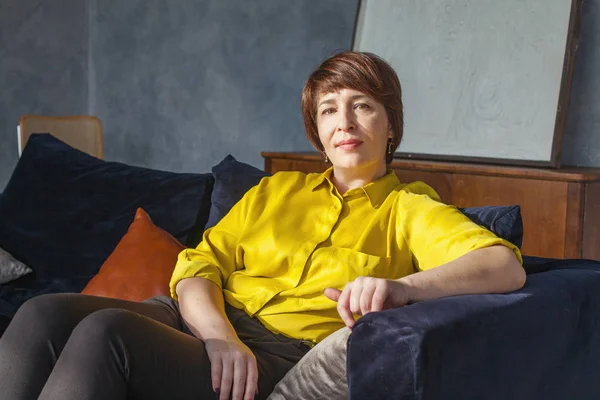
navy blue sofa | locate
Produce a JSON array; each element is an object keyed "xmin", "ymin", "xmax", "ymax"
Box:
[
  {"xmin": 348, "ymin": 256, "xmax": 600, "ymax": 400},
  {"xmin": 1, "ymin": 135, "xmax": 599, "ymax": 400}
]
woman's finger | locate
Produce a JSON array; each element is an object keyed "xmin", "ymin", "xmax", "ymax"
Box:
[
  {"xmin": 371, "ymin": 283, "xmax": 388, "ymax": 312},
  {"xmin": 360, "ymin": 280, "xmax": 377, "ymax": 315},
  {"xmin": 209, "ymin": 355, "xmax": 223, "ymax": 394},
  {"xmin": 324, "ymin": 287, "xmax": 342, "ymax": 302},
  {"xmin": 349, "ymin": 282, "xmax": 363, "ymax": 315},
  {"xmin": 244, "ymin": 357, "xmax": 259, "ymax": 400},
  {"xmin": 337, "ymin": 283, "xmax": 355, "ymax": 328},
  {"xmin": 231, "ymin": 356, "xmax": 247, "ymax": 400},
  {"xmin": 219, "ymin": 357, "xmax": 234, "ymax": 400}
]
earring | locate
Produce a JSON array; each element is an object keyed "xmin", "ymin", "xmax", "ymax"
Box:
[
  {"xmin": 387, "ymin": 140, "xmax": 393, "ymax": 155},
  {"xmin": 324, "ymin": 153, "xmax": 329, "ymax": 163}
]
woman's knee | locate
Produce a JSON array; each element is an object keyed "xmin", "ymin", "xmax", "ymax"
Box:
[
  {"xmin": 12, "ymin": 293, "xmax": 79, "ymax": 329},
  {"xmin": 69, "ymin": 309, "xmax": 142, "ymax": 346}
]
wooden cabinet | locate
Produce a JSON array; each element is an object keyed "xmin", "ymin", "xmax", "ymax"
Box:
[{"xmin": 262, "ymin": 152, "xmax": 600, "ymax": 261}]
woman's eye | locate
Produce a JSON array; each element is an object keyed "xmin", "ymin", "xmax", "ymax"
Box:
[
  {"xmin": 355, "ymin": 103, "xmax": 370, "ymax": 110},
  {"xmin": 321, "ymin": 108, "xmax": 336, "ymax": 115}
]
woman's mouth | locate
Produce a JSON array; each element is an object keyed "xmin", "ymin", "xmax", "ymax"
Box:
[{"xmin": 336, "ymin": 140, "xmax": 363, "ymax": 150}]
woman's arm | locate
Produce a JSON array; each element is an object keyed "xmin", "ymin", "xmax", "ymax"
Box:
[
  {"xmin": 170, "ymin": 183, "xmax": 268, "ymax": 400},
  {"xmin": 176, "ymin": 277, "xmax": 237, "ymax": 341},
  {"xmin": 399, "ymin": 244, "xmax": 525, "ymax": 302},
  {"xmin": 176, "ymin": 277, "xmax": 258, "ymax": 400},
  {"xmin": 325, "ymin": 245, "xmax": 525, "ymax": 328}
]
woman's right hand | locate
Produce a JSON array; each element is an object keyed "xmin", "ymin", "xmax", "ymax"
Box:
[
  {"xmin": 176, "ymin": 277, "xmax": 258, "ymax": 399},
  {"xmin": 204, "ymin": 336, "xmax": 259, "ymax": 400}
]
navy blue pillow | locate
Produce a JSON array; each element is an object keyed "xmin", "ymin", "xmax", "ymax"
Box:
[
  {"xmin": 205, "ymin": 155, "xmax": 524, "ymax": 248},
  {"xmin": 204, "ymin": 155, "xmax": 269, "ymax": 231},
  {"xmin": 460, "ymin": 205, "xmax": 523, "ymax": 248},
  {"xmin": 0, "ymin": 134, "xmax": 213, "ymax": 281}
]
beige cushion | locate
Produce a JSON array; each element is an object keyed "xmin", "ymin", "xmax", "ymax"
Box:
[{"xmin": 267, "ymin": 327, "xmax": 351, "ymax": 400}]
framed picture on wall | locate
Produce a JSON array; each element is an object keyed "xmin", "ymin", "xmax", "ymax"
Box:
[{"xmin": 353, "ymin": 0, "xmax": 582, "ymax": 167}]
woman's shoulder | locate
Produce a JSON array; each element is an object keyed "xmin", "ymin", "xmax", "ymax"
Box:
[
  {"xmin": 394, "ymin": 180, "xmax": 442, "ymax": 203},
  {"xmin": 255, "ymin": 170, "xmax": 322, "ymax": 192}
]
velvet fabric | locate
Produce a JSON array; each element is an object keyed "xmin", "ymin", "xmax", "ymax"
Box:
[
  {"xmin": 460, "ymin": 205, "xmax": 523, "ymax": 248},
  {"xmin": 0, "ymin": 134, "xmax": 213, "ymax": 281},
  {"xmin": 204, "ymin": 154, "xmax": 269, "ymax": 231},
  {"xmin": 347, "ymin": 256, "xmax": 600, "ymax": 400}
]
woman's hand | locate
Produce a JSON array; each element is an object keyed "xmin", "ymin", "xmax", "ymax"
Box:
[
  {"xmin": 204, "ymin": 337, "xmax": 258, "ymax": 400},
  {"xmin": 176, "ymin": 278, "xmax": 258, "ymax": 399},
  {"xmin": 324, "ymin": 277, "xmax": 411, "ymax": 328}
]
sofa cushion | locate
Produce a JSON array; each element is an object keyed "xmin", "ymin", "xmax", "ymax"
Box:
[
  {"xmin": 0, "ymin": 134, "xmax": 213, "ymax": 280},
  {"xmin": 205, "ymin": 156, "xmax": 523, "ymax": 247},
  {"xmin": 0, "ymin": 246, "xmax": 32, "ymax": 284},
  {"xmin": 459, "ymin": 205, "xmax": 523, "ymax": 248},
  {"xmin": 82, "ymin": 208, "xmax": 184, "ymax": 301},
  {"xmin": 204, "ymin": 154, "xmax": 268, "ymax": 231}
]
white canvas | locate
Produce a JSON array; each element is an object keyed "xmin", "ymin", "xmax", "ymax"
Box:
[{"xmin": 354, "ymin": 0, "xmax": 573, "ymax": 163}]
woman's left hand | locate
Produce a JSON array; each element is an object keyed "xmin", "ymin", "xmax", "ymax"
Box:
[{"xmin": 324, "ymin": 277, "xmax": 411, "ymax": 328}]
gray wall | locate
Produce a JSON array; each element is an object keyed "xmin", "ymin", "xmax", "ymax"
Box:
[
  {"xmin": 0, "ymin": 0, "xmax": 599, "ymax": 189},
  {"xmin": 0, "ymin": 0, "xmax": 88, "ymax": 188},
  {"xmin": 89, "ymin": 0, "xmax": 357, "ymax": 174}
]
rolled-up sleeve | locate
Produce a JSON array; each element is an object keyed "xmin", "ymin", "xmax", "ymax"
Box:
[
  {"xmin": 169, "ymin": 185, "xmax": 258, "ymax": 299},
  {"xmin": 396, "ymin": 183, "xmax": 522, "ymax": 271}
]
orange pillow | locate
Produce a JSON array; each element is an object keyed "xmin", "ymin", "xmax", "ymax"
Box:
[{"xmin": 82, "ymin": 208, "xmax": 184, "ymax": 301}]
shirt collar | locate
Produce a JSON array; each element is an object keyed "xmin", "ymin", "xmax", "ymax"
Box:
[
  {"xmin": 310, "ymin": 167, "xmax": 401, "ymax": 209},
  {"xmin": 361, "ymin": 171, "xmax": 400, "ymax": 208},
  {"xmin": 308, "ymin": 166, "xmax": 333, "ymax": 191}
]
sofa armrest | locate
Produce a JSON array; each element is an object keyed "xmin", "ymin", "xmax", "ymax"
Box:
[{"xmin": 347, "ymin": 262, "xmax": 600, "ymax": 400}]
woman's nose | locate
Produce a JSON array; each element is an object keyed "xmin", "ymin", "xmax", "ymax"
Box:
[{"xmin": 337, "ymin": 107, "xmax": 356, "ymax": 131}]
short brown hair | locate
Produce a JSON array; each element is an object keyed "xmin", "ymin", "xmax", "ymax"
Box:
[{"xmin": 301, "ymin": 51, "xmax": 403, "ymax": 164}]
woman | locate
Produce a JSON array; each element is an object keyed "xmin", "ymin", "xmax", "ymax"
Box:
[{"xmin": 0, "ymin": 52, "xmax": 525, "ymax": 400}]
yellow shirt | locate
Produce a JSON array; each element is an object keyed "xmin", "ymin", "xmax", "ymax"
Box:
[{"xmin": 170, "ymin": 168, "xmax": 522, "ymax": 343}]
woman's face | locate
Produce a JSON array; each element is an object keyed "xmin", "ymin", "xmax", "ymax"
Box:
[{"xmin": 316, "ymin": 88, "xmax": 391, "ymax": 171}]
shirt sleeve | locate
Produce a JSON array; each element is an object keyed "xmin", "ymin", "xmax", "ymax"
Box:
[
  {"xmin": 169, "ymin": 184, "xmax": 259, "ymax": 299},
  {"xmin": 396, "ymin": 182, "xmax": 523, "ymax": 271}
]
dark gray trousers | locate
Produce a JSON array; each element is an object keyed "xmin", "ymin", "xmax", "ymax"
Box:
[{"xmin": 0, "ymin": 293, "xmax": 309, "ymax": 400}]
